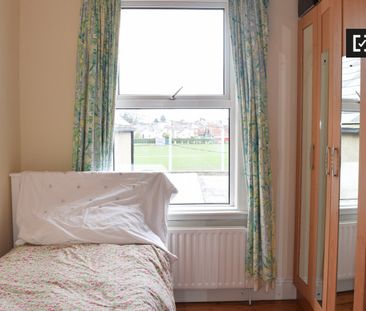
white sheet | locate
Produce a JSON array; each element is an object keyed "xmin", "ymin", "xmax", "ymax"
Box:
[{"xmin": 15, "ymin": 171, "xmax": 177, "ymax": 258}]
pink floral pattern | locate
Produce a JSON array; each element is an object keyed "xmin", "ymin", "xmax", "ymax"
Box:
[{"xmin": 0, "ymin": 244, "xmax": 175, "ymax": 310}]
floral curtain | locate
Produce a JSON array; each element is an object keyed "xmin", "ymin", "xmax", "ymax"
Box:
[
  {"xmin": 228, "ymin": 0, "xmax": 276, "ymax": 290},
  {"xmin": 72, "ymin": 0, "xmax": 121, "ymax": 171}
]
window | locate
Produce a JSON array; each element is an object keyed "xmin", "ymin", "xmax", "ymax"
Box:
[{"xmin": 114, "ymin": 2, "xmax": 240, "ymax": 212}]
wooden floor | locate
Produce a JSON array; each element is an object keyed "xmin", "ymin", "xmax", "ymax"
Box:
[
  {"xmin": 335, "ymin": 291, "xmax": 354, "ymax": 311},
  {"xmin": 176, "ymin": 292, "xmax": 354, "ymax": 311},
  {"xmin": 176, "ymin": 301, "xmax": 304, "ymax": 311}
]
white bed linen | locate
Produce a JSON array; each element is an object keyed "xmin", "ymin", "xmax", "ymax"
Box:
[{"xmin": 15, "ymin": 171, "xmax": 177, "ymax": 258}]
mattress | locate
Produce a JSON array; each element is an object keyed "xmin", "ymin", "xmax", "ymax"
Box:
[{"xmin": 0, "ymin": 243, "xmax": 175, "ymax": 311}]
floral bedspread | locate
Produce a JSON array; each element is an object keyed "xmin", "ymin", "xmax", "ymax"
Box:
[{"xmin": 0, "ymin": 244, "xmax": 175, "ymax": 311}]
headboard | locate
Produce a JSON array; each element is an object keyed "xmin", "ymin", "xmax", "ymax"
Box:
[{"xmin": 9, "ymin": 171, "xmax": 175, "ymax": 247}]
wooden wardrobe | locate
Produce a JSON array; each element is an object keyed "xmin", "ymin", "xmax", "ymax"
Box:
[{"xmin": 295, "ymin": 0, "xmax": 366, "ymax": 310}]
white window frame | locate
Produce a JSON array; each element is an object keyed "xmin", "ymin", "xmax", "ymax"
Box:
[{"xmin": 116, "ymin": 1, "xmax": 246, "ymax": 220}]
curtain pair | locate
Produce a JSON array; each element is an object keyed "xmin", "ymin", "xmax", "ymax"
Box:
[{"xmin": 72, "ymin": 0, "xmax": 275, "ymax": 289}]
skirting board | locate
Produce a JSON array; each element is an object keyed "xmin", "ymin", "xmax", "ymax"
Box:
[
  {"xmin": 174, "ymin": 279, "xmax": 297, "ymax": 302},
  {"xmin": 337, "ymin": 279, "xmax": 355, "ymax": 293}
]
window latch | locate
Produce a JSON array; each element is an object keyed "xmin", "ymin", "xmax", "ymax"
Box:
[{"xmin": 170, "ymin": 86, "xmax": 183, "ymax": 100}]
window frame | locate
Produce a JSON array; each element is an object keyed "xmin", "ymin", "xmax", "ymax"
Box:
[{"xmin": 116, "ymin": 1, "xmax": 244, "ymax": 218}]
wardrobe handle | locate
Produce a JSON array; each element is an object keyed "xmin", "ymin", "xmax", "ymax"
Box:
[
  {"xmin": 325, "ymin": 146, "xmax": 331, "ymax": 175},
  {"xmin": 332, "ymin": 147, "xmax": 340, "ymax": 177}
]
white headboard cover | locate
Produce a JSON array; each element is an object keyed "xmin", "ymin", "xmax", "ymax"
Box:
[{"xmin": 9, "ymin": 171, "xmax": 176, "ymax": 247}]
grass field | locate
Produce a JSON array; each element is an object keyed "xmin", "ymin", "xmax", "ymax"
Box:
[{"xmin": 134, "ymin": 143, "xmax": 229, "ymax": 171}]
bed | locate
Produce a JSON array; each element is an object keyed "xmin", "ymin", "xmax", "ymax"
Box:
[{"xmin": 0, "ymin": 171, "xmax": 177, "ymax": 311}]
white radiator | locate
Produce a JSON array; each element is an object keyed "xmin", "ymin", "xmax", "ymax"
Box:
[
  {"xmin": 167, "ymin": 227, "xmax": 246, "ymax": 289},
  {"xmin": 337, "ymin": 222, "xmax": 357, "ymax": 281}
]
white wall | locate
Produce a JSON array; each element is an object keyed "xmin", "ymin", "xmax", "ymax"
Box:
[
  {"xmin": 268, "ymin": 0, "xmax": 298, "ymax": 290},
  {"xmin": 0, "ymin": 0, "xmax": 20, "ymax": 257},
  {"xmin": 19, "ymin": 0, "xmax": 80, "ymax": 171}
]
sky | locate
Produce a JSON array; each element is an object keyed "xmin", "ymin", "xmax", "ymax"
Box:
[{"xmin": 118, "ymin": 8, "xmax": 224, "ymax": 96}]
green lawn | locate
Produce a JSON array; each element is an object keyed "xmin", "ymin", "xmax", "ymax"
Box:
[{"xmin": 134, "ymin": 143, "xmax": 229, "ymax": 171}]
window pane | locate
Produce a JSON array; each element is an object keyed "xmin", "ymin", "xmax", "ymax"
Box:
[
  {"xmin": 114, "ymin": 109, "xmax": 229, "ymax": 204},
  {"xmin": 340, "ymin": 112, "xmax": 359, "ymax": 209},
  {"xmin": 342, "ymin": 58, "xmax": 360, "ymax": 102},
  {"xmin": 340, "ymin": 57, "xmax": 360, "ymax": 210},
  {"xmin": 118, "ymin": 9, "xmax": 224, "ymax": 95}
]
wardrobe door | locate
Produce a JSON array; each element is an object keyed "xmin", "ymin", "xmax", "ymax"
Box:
[
  {"xmin": 313, "ymin": 3, "xmax": 331, "ymax": 310},
  {"xmin": 353, "ymin": 59, "xmax": 366, "ymax": 311},
  {"xmin": 295, "ymin": 8, "xmax": 319, "ymax": 304},
  {"xmin": 333, "ymin": 56, "xmax": 361, "ymax": 311},
  {"xmin": 298, "ymin": 22, "xmax": 313, "ymax": 285},
  {"xmin": 314, "ymin": 49, "xmax": 329, "ymax": 308},
  {"xmin": 333, "ymin": 1, "xmax": 366, "ymax": 310}
]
